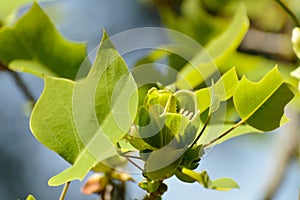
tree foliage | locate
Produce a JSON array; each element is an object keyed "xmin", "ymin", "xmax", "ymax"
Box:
[{"xmin": 0, "ymin": 1, "xmax": 299, "ymax": 199}]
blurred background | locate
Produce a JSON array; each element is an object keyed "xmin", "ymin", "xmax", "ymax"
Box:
[{"xmin": 0, "ymin": 0, "xmax": 300, "ymax": 199}]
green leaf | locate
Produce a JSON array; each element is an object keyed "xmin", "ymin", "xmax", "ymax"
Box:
[
  {"xmin": 175, "ymin": 169, "xmax": 196, "ymax": 183},
  {"xmin": 0, "ymin": 0, "xmax": 47, "ymax": 20},
  {"xmin": 196, "ymin": 67, "xmax": 239, "ymax": 113},
  {"xmin": 219, "ymin": 51, "xmax": 295, "ymax": 82},
  {"xmin": 292, "ymin": 27, "xmax": 300, "ymax": 59},
  {"xmin": 210, "ymin": 177, "xmax": 240, "ymax": 191},
  {"xmin": 30, "ymin": 77, "xmax": 83, "ymax": 164},
  {"xmin": 139, "ymin": 111, "xmax": 190, "ymax": 149},
  {"xmin": 145, "ymin": 147, "xmax": 184, "ymax": 180},
  {"xmin": 182, "ymin": 145, "xmax": 203, "ymax": 169},
  {"xmin": 135, "ymin": 49, "xmax": 169, "ymax": 67},
  {"xmin": 233, "ymin": 67, "xmax": 294, "ymax": 131},
  {"xmin": 126, "ymin": 107, "xmax": 157, "ymax": 151},
  {"xmin": 30, "ymin": 31, "xmax": 138, "ymax": 186},
  {"xmin": 176, "ymin": 4, "xmax": 249, "ymax": 89},
  {"xmin": 26, "ymin": 195, "xmax": 36, "ymax": 200},
  {"xmin": 144, "ymin": 87, "xmax": 172, "ymax": 114},
  {"xmin": 164, "ymin": 95, "xmax": 177, "ymax": 113},
  {"xmin": 181, "ymin": 168, "xmax": 211, "ymax": 188},
  {"xmin": 209, "ymin": 80, "xmax": 220, "ymax": 114},
  {"xmin": 30, "ymin": 77, "xmax": 114, "ymax": 186},
  {"xmin": 93, "ymin": 155, "xmax": 127, "ymax": 173},
  {"xmin": 0, "ymin": 2, "xmax": 86, "ymax": 80},
  {"xmin": 175, "ymin": 146, "xmax": 203, "ymax": 183},
  {"xmin": 139, "ymin": 180, "xmax": 160, "ymax": 193},
  {"xmin": 181, "ymin": 168, "xmax": 239, "ymax": 191},
  {"xmin": 159, "ymin": 0, "xmax": 228, "ymax": 45}
]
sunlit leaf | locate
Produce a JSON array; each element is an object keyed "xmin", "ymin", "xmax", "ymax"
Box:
[
  {"xmin": 30, "ymin": 31, "xmax": 138, "ymax": 186},
  {"xmin": 30, "ymin": 77, "xmax": 82, "ymax": 163},
  {"xmin": 26, "ymin": 195, "xmax": 36, "ymax": 200},
  {"xmin": 134, "ymin": 49, "xmax": 169, "ymax": 67},
  {"xmin": 219, "ymin": 51, "xmax": 293, "ymax": 81},
  {"xmin": 145, "ymin": 147, "xmax": 184, "ymax": 180},
  {"xmin": 159, "ymin": 0, "xmax": 228, "ymax": 45},
  {"xmin": 126, "ymin": 125, "xmax": 157, "ymax": 151},
  {"xmin": 196, "ymin": 67, "xmax": 239, "ymax": 113},
  {"xmin": 181, "ymin": 168, "xmax": 239, "ymax": 190},
  {"xmin": 233, "ymin": 67, "xmax": 294, "ymax": 131},
  {"xmin": 93, "ymin": 155, "xmax": 127, "ymax": 173},
  {"xmin": 139, "ymin": 180, "xmax": 160, "ymax": 193},
  {"xmin": 30, "ymin": 77, "xmax": 112, "ymax": 186},
  {"xmin": 176, "ymin": 4, "xmax": 249, "ymax": 89},
  {"xmin": 175, "ymin": 145, "xmax": 204, "ymax": 183},
  {"xmin": 0, "ymin": 0, "xmax": 50, "ymax": 20},
  {"xmin": 139, "ymin": 111, "xmax": 190, "ymax": 149},
  {"xmin": 210, "ymin": 177, "xmax": 240, "ymax": 191},
  {"xmin": 0, "ymin": 3, "xmax": 86, "ymax": 80},
  {"xmin": 209, "ymin": 80, "xmax": 220, "ymax": 114}
]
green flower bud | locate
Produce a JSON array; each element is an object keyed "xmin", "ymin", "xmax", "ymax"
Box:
[
  {"xmin": 143, "ymin": 87, "xmax": 173, "ymax": 114},
  {"xmin": 136, "ymin": 88, "xmax": 201, "ymax": 149}
]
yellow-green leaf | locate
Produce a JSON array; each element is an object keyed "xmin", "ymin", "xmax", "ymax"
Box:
[
  {"xmin": 30, "ymin": 31, "xmax": 138, "ymax": 186},
  {"xmin": 176, "ymin": 4, "xmax": 249, "ymax": 89},
  {"xmin": 196, "ymin": 67, "xmax": 239, "ymax": 113},
  {"xmin": 233, "ymin": 67, "xmax": 294, "ymax": 131},
  {"xmin": 26, "ymin": 195, "xmax": 36, "ymax": 200},
  {"xmin": 0, "ymin": 3, "xmax": 86, "ymax": 80},
  {"xmin": 181, "ymin": 168, "xmax": 239, "ymax": 191}
]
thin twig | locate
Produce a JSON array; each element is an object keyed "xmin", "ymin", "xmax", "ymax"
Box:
[
  {"xmin": 8, "ymin": 70, "xmax": 36, "ymax": 103},
  {"xmin": 125, "ymin": 157, "xmax": 143, "ymax": 171},
  {"xmin": 59, "ymin": 181, "xmax": 71, "ymax": 200},
  {"xmin": 190, "ymin": 115, "xmax": 211, "ymax": 147},
  {"xmin": 124, "ymin": 155, "xmax": 144, "ymax": 160},
  {"xmin": 274, "ymin": 0, "xmax": 300, "ymax": 27},
  {"xmin": 203, "ymin": 120, "xmax": 244, "ymax": 148}
]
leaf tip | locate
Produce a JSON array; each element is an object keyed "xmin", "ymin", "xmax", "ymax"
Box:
[
  {"xmin": 48, "ymin": 177, "xmax": 61, "ymax": 187},
  {"xmin": 26, "ymin": 194, "xmax": 36, "ymax": 200}
]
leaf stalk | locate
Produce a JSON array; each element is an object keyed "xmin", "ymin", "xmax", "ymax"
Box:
[
  {"xmin": 190, "ymin": 115, "xmax": 211, "ymax": 147},
  {"xmin": 203, "ymin": 120, "xmax": 244, "ymax": 148},
  {"xmin": 59, "ymin": 181, "xmax": 70, "ymax": 200}
]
